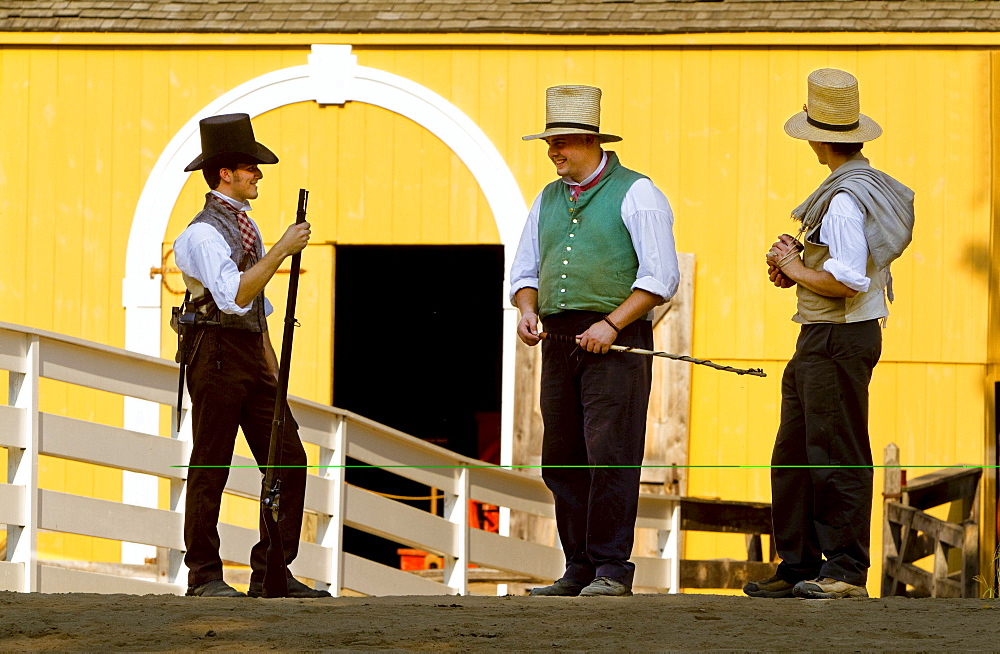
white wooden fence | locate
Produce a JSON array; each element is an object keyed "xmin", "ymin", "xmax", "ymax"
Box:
[{"xmin": 0, "ymin": 322, "xmax": 680, "ymax": 595}]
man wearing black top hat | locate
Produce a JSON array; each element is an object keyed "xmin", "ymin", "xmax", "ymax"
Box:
[{"xmin": 173, "ymin": 113, "xmax": 328, "ymax": 598}]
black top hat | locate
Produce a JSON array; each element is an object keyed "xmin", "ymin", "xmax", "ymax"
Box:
[{"xmin": 184, "ymin": 113, "xmax": 279, "ymax": 172}]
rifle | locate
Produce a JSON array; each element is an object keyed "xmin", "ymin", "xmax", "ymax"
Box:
[{"xmin": 259, "ymin": 188, "xmax": 309, "ymax": 598}]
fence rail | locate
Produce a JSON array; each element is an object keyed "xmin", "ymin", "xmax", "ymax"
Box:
[{"xmin": 0, "ymin": 322, "xmax": 680, "ymax": 595}]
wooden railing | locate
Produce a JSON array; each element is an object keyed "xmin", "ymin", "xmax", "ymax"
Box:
[
  {"xmin": 882, "ymin": 443, "xmax": 982, "ymax": 598},
  {"xmin": 677, "ymin": 496, "xmax": 776, "ymax": 590},
  {"xmin": 0, "ymin": 322, "xmax": 681, "ymax": 595}
]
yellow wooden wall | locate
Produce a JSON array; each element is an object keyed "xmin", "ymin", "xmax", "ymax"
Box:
[{"xmin": 0, "ymin": 38, "xmax": 995, "ymax": 594}]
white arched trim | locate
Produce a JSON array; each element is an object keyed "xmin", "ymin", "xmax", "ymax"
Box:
[
  {"xmin": 121, "ymin": 45, "xmax": 525, "ymax": 517},
  {"xmin": 124, "ymin": 45, "xmax": 525, "ymax": 357}
]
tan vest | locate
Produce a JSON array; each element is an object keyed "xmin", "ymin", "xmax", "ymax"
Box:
[{"xmin": 793, "ymin": 222, "xmax": 888, "ymax": 325}]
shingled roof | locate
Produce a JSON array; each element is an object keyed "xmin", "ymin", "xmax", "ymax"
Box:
[{"xmin": 1, "ymin": 0, "xmax": 1000, "ymax": 34}]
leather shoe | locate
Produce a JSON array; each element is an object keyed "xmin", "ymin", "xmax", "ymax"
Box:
[
  {"xmin": 793, "ymin": 577, "xmax": 868, "ymax": 599},
  {"xmin": 528, "ymin": 578, "xmax": 588, "ymax": 596},
  {"xmin": 743, "ymin": 574, "xmax": 796, "ymax": 598},
  {"xmin": 248, "ymin": 576, "xmax": 332, "ymax": 598},
  {"xmin": 579, "ymin": 576, "xmax": 632, "ymax": 597},
  {"xmin": 186, "ymin": 579, "xmax": 247, "ymax": 597}
]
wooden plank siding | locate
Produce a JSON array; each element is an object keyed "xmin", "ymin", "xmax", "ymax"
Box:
[{"xmin": 0, "ymin": 41, "xmax": 994, "ymax": 593}]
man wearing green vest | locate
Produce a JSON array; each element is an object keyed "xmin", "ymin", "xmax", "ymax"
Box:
[
  {"xmin": 744, "ymin": 69, "xmax": 914, "ymax": 600},
  {"xmin": 510, "ymin": 85, "xmax": 680, "ymax": 597}
]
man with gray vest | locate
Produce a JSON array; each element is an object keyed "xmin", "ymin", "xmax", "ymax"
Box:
[
  {"xmin": 744, "ymin": 69, "xmax": 914, "ymax": 600},
  {"xmin": 174, "ymin": 113, "xmax": 328, "ymax": 598},
  {"xmin": 511, "ymin": 85, "xmax": 680, "ymax": 597}
]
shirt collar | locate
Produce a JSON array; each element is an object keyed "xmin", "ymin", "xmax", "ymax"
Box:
[
  {"xmin": 561, "ymin": 151, "xmax": 608, "ymax": 188},
  {"xmin": 210, "ymin": 190, "xmax": 252, "ymax": 213}
]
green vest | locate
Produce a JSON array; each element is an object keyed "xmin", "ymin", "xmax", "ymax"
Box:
[{"xmin": 537, "ymin": 152, "xmax": 646, "ymax": 319}]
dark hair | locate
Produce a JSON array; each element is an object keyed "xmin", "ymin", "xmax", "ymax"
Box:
[
  {"xmin": 827, "ymin": 142, "xmax": 864, "ymax": 156},
  {"xmin": 202, "ymin": 155, "xmax": 250, "ymax": 189}
]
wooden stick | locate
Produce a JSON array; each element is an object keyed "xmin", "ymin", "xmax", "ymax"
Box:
[{"xmin": 538, "ymin": 332, "xmax": 767, "ymax": 377}]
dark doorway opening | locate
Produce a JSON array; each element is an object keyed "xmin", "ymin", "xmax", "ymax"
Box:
[{"xmin": 333, "ymin": 245, "xmax": 504, "ymax": 569}]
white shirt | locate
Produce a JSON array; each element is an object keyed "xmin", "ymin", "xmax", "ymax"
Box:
[
  {"xmin": 173, "ymin": 191, "xmax": 274, "ymax": 316},
  {"xmin": 509, "ymin": 153, "xmax": 680, "ymax": 305},
  {"xmin": 819, "ymin": 193, "xmax": 870, "ymax": 293}
]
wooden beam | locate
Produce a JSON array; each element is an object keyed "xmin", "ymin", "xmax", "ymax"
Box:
[
  {"xmin": 37, "ymin": 490, "xmax": 183, "ymax": 551},
  {"xmin": 963, "ymin": 520, "xmax": 980, "ymax": 598},
  {"xmin": 36, "ymin": 566, "xmax": 182, "ymax": 595},
  {"xmin": 898, "ymin": 531, "xmax": 936, "ymax": 563},
  {"xmin": 904, "ymin": 467, "xmax": 982, "ymax": 511},
  {"xmin": 679, "ymin": 497, "xmax": 772, "ymax": 534},
  {"xmin": 679, "ymin": 559, "xmax": 776, "ymax": 590},
  {"xmin": 0, "ymin": 561, "xmax": 24, "ymax": 592},
  {"xmin": 886, "ymin": 503, "xmax": 965, "ymax": 548},
  {"xmin": 746, "ymin": 534, "xmax": 763, "ymax": 562},
  {"xmin": 882, "ymin": 443, "xmax": 904, "ymax": 598},
  {"xmin": 0, "ymin": 405, "xmax": 26, "ymax": 449},
  {"xmin": 0, "ymin": 483, "xmax": 26, "ymax": 527},
  {"xmin": 38, "ymin": 413, "xmax": 188, "ymax": 480},
  {"xmin": 341, "ymin": 552, "xmax": 450, "ymax": 596}
]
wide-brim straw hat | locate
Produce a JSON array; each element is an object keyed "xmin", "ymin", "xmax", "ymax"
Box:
[
  {"xmin": 784, "ymin": 68, "xmax": 882, "ymax": 143},
  {"xmin": 185, "ymin": 113, "xmax": 279, "ymax": 172},
  {"xmin": 523, "ymin": 85, "xmax": 622, "ymax": 143}
]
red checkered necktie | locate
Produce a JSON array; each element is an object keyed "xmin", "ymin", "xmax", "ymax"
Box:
[{"xmin": 213, "ymin": 195, "xmax": 258, "ymax": 256}]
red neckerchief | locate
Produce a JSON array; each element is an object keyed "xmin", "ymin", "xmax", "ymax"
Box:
[
  {"xmin": 569, "ymin": 165, "xmax": 606, "ymax": 201},
  {"xmin": 213, "ymin": 195, "xmax": 257, "ymax": 256}
]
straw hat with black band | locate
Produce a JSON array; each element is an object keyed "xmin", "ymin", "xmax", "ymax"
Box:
[
  {"xmin": 523, "ymin": 85, "xmax": 622, "ymax": 143},
  {"xmin": 184, "ymin": 113, "xmax": 279, "ymax": 172},
  {"xmin": 784, "ymin": 68, "xmax": 882, "ymax": 143}
]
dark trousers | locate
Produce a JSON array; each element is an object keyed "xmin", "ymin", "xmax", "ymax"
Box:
[
  {"xmin": 539, "ymin": 311, "xmax": 653, "ymax": 587},
  {"xmin": 183, "ymin": 328, "xmax": 307, "ymax": 587},
  {"xmin": 771, "ymin": 319, "xmax": 881, "ymax": 586}
]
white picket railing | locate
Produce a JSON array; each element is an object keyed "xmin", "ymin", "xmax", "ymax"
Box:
[{"xmin": 0, "ymin": 322, "xmax": 680, "ymax": 595}]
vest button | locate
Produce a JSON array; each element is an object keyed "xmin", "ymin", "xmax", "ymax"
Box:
[
  {"xmin": 560, "ymin": 288, "xmax": 566, "ymax": 293},
  {"xmin": 561, "ymin": 274, "xmax": 567, "ymax": 279},
  {"xmin": 569, "ymin": 234, "xmax": 574, "ymax": 238},
  {"xmin": 569, "ymin": 208, "xmax": 574, "ymax": 212},
  {"xmin": 562, "ymin": 260, "xmax": 569, "ymax": 265},
  {"xmin": 566, "ymin": 246, "xmax": 572, "ymax": 251},
  {"xmin": 560, "ymin": 303, "xmax": 566, "ymax": 307},
  {"xmin": 572, "ymin": 219, "xmax": 578, "ymax": 223}
]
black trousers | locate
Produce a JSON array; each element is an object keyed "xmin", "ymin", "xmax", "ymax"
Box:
[
  {"xmin": 539, "ymin": 311, "xmax": 653, "ymax": 587},
  {"xmin": 183, "ymin": 328, "xmax": 307, "ymax": 587},
  {"xmin": 771, "ymin": 319, "xmax": 881, "ymax": 586}
]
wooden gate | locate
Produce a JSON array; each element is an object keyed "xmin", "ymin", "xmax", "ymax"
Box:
[{"xmin": 881, "ymin": 443, "xmax": 982, "ymax": 598}]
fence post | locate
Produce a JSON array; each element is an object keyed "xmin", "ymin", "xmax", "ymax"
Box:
[
  {"xmin": 317, "ymin": 415, "xmax": 346, "ymax": 596},
  {"xmin": 7, "ymin": 334, "xmax": 39, "ymax": 592},
  {"xmin": 882, "ymin": 442, "xmax": 902, "ymax": 597},
  {"xmin": 121, "ymin": 396, "xmax": 160, "ymax": 566},
  {"xmin": 160, "ymin": 404, "xmax": 192, "ymax": 588},
  {"xmin": 657, "ymin": 498, "xmax": 681, "ymax": 593},
  {"xmin": 443, "ymin": 465, "xmax": 469, "ymax": 595}
]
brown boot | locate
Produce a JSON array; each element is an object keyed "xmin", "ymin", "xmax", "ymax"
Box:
[
  {"xmin": 793, "ymin": 577, "xmax": 869, "ymax": 599},
  {"xmin": 743, "ymin": 574, "xmax": 796, "ymax": 598}
]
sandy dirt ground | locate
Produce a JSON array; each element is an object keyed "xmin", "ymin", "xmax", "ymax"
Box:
[{"xmin": 0, "ymin": 591, "xmax": 997, "ymax": 651}]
